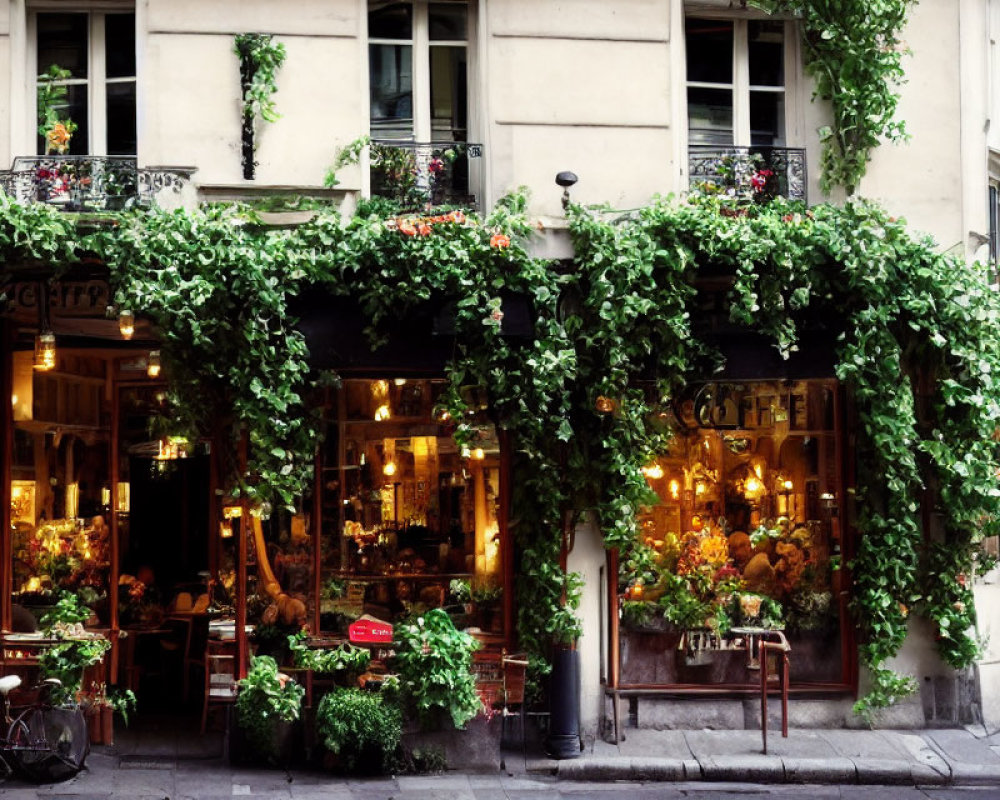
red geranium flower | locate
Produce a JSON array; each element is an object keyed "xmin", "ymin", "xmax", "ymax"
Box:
[{"xmin": 490, "ymin": 233, "xmax": 510, "ymax": 249}]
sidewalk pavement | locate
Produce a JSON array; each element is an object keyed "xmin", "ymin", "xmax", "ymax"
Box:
[
  {"xmin": 5, "ymin": 720, "xmax": 1000, "ymax": 796},
  {"xmin": 547, "ymin": 725, "xmax": 1000, "ymax": 786}
]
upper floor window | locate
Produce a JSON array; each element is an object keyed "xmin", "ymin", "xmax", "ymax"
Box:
[
  {"xmin": 685, "ymin": 17, "xmax": 786, "ymax": 147},
  {"xmin": 369, "ymin": 1, "xmax": 468, "ymax": 142},
  {"xmin": 31, "ymin": 11, "xmax": 137, "ymax": 156}
]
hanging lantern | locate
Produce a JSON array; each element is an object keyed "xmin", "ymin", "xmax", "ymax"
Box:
[
  {"xmin": 118, "ymin": 309, "xmax": 135, "ymax": 339},
  {"xmin": 33, "ymin": 331, "xmax": 56, "ymax": 371},
  {"xmin": 147, "ymin": 350, "xmax": 161, "ymax": 378},
  {"xmin": 383, "ymin": 460, "xmax": 397, "ymax": 477}
]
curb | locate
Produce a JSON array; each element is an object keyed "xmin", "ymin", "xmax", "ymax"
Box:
[{"xmin": 554, "ymin": 755, "xmax": 952, "ymax": 786}]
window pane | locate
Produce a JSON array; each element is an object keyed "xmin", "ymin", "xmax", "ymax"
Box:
[
  {"xmin": 370, "ymin": 44, "xmax": 413, "ymax": 135},
  {"xmin": 749, "ymin": 21, "xmax": 784, "ymax": 87},
  {"xmin": 430, "ymin": 46, "xmax": 467, "ymax": 140},
  {"xmin": 369, "ymin": 2, "xmax": 412, "ymax": 40},
  {"xmin": 107, "ymin": 81, "xmax": 137, "ymax": 155},
  {"xmin": 686, "ymin": 18, "xmax": 732, "ymax": 85},
  {"xmin": 106, "ymin": 14, "xmax": 136, "ymax": 79},
  {"xmin": 37, "ymin": 13, "xmax": 88, "ymax": 79},
  {"xmin": 38, "ymin": 84, "xmax": 88, "ymax": 155},
  {"xmin": 688, "ymin": 87, "xmax": 732, "ymax": 146},
  {"xmin": 750, "ymin": 90, "xmax": 785, "ymax": 146},
  {"xmin": 429, "ymin": 3, "xmax": 467, "ymax": 41}
]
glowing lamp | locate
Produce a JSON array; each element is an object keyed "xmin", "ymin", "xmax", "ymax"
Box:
[
  {"xmin": 641, "ymin": 463, "xmax": 664, "ymax": 480},
  {"xmin": 119, "ymin": 309, "xmax": 135, "ymax": 339},
  {"xmin": 383, "ymin": 460, "xmax": 397, "ymax": 477},
  {"xmin": 33, "ymin": 331, "xmax": 56, "ymax": 371},
  {"xmin": 147, "ymin": 350, "xmax": 161, "ymax": 378}
]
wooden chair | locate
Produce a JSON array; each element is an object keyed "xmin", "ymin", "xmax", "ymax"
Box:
[{"xmin": 201, "ymin": 639, "xmax": 237, "ymax": 734}]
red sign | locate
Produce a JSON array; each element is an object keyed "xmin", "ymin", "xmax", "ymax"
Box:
[{"xmin": 349, "ymin": 619, "xmax": 393, "ymax": 644}]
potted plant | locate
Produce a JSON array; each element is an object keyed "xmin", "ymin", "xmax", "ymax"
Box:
[
  {"xmin": 287, "ymin": 632, "xmax": 371, "ymax": 687},
  {"xmin": 233, "ymin": 655, "xmax": 305, "ymax": 766},
  {"xmin": 391, "ymin": 608, "xmax": 480, "ymax": 729},
  {"xmin": 80, "ymin": 683, "xmax": 136, "ymax": 745},
  {"xmin": 37, "ymin": 592, "xmax": 111, "ymax": 706},
  {"xmin": 314, "ymin": 685, "xmax": 402, "ymax": 773}
]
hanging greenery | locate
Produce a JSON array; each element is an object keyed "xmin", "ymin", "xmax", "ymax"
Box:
[
  {"xmin": 234, "ymin": 33, "xmax": 287, "ymax": 180},
  {"xmin": 759, "ymin": 0, "xmax": 914, "ymax": 195},
  {"xmin": 4, "ymin": 168, "xmax": 998, "ymax": 716}
]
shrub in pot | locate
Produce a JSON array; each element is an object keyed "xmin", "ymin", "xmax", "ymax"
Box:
[
  {"xmin": 315, "ymin": 687, "xmax": 401, "ymax": 773},
  {"xmin": 391, "ymin": 608, "xmax": 480, "ymax": 729},
  {"xmin": 234, "ymin": 655, "xmax": 305, "ymax": 765}
]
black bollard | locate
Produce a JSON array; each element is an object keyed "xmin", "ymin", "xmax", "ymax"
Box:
[{"xmin": 546, "ymin": 646, "xmax": 581, "ymax": 759}]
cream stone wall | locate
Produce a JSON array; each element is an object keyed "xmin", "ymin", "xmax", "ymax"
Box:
[
  {"xmin": 483, "ymin": 0, "xmax": 676, "ymax": 216},
  {"xmin": 857, "ymin": 1, "xmax": 972, "ymax": 253}
]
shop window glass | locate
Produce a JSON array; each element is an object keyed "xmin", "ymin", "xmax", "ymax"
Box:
[
  {"xmin": 619, "ymin": 380, "xmax": 845, "ymax": 687},
  {"xmin": 319, "ymin": 379, "xmax": 502, "ymax": 636}
]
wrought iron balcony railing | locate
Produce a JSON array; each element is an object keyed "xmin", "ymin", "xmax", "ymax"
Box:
[
  {"xmin": 370, "ymin": 140, "xmax": 483, "ymax": 210},
  {"xmin": 0, "ymin": 156, "xmax": 195, "ymax": 211},
  {"xmin": 688, "ymin": 146, "xmax": 807, "ymax": 204}
]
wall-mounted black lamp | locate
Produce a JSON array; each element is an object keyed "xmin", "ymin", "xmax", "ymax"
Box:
[{"xmin": 556, "ymin": 171, "xmax": 578, "ymax": 211}]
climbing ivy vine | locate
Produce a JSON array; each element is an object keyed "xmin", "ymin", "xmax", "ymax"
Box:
[
  {"xmin": 234, "ymin": 33, "xmax": 286, "ymax": 180},
  {"xmin": 760, "ymin": 0, "xmax": 914, "ymax": 195}
]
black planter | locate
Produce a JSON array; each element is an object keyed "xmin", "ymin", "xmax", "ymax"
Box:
[{"xmin": 546, "ymin": 646, "xmax": 580, "ymax": 759}]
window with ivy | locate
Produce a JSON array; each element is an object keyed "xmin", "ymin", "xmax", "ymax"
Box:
[{"xmin": 31, "ymin": 10, "xmax": 137, "ymax": 156}]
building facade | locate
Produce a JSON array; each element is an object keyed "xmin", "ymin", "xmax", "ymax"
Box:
[{"xmin": 2, "ymin": 0, "xmax": 1000, "ymax": 742}]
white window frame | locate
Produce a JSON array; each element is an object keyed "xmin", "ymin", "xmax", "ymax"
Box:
[
  {"xmin": 367, "ymin": 0, "xmax": 475, "ymax": 144},
  {"xmin": 27, "ymin": 4, "xmax": 136, "ymax": 157},
  {"xmin": 682, "ymin": 8, "xmax": 802, "ymax": 149}
]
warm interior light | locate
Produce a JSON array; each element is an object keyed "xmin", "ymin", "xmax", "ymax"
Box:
[
  {"xmin": 147, "ymin": 350, "xmax": 161, "ymax": 378},
  {"xmin": 668, "ymin": 479, "xmax": 680, "ymax": 499},
  {"xmin": 119, "ymin": 309, "xmax": 135, "ymax": 339},
  {"xmin": 10, "ymin": 394, "xmax": 16, "ymax": 406},
  {"xmin": 219, "ymin": 520, "xmax": 234, "ymax": 538},
  {"xmin": 374, "ymin": 404, "xmax": 391, "ymax": 421},
  {"xmin": 101, "ymin": 487, "xmax": 111, "ymax": 507},
  {"xmin": 33, "ymin": 331, "xmax": 56, "ymax": 371},
  {"xmin": 782, "ymin": 479, "xmax": 794, "ymax": 491},
  {"xmin": 383, "ymin": 460, "xmax": 397, "ymax": 477},
  {"xmin": 393, "ymin": 378, "xmax": 406, "ymax": 386},
  {"xmin": 116, "ymin": 482, "xmax": 130, "ymax": 512},
  {"xmin": 472, "ymin": 448, "xmax": 486, "ymax": 461},
  {"xmin": 642, "ymin": 463, "xmax": 664, "ymax": 480},
  {"xmin": 595, "ymin": 395, "xmax": 615, "ymax": 413}
]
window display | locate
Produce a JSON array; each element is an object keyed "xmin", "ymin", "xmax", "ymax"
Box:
[
  {"xmin": 618, "ymin": 380, "xmax": 846, "ymax": 687},
  {"xmin": 318, "ymin": 379, "xmax": 503, "ymax": 637}
]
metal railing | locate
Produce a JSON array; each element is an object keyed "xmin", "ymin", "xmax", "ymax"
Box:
[
  {"xmin": 688, "ymin": 146, "xmax": 807, "ymax": 204},
  {"xmin": 0, "ymin": 156, "xmax": 195, "ymax": 211},
  {"xmin": 369, "ymin": 140, "xmax": 483, "ymax": 210}
]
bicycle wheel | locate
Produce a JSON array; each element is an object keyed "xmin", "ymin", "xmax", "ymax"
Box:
[{"xmin": 10, "ymin": 705, "xmax": 89, "ymax": 782}]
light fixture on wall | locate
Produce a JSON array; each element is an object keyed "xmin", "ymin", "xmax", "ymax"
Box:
[
  {"xmin": 118, "ymin": 309, "xmax": 135, "ymax": 339},
  {"xmin": 147, "ymin": 350, "xmax": 161, "ymax": 378},
  {"xmin": 556, "ymin": 171, "xmax": 578, "ymax": 211}
]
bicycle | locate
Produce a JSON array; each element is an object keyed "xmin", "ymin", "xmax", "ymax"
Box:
[{"xmin": 0, "ymin": 674, "xmax": 89, "ymax": 782}]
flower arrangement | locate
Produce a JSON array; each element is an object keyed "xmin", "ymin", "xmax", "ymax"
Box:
[{"xmin": 37, "ymin": 65, "xmax": 78, "ymax": 155}]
